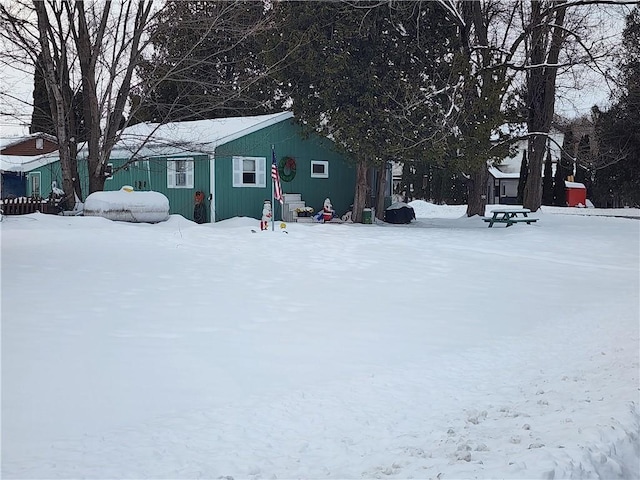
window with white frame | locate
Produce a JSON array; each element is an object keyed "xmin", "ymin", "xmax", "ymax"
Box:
[
  {"xmin": 167, "ymin": 158, "xmax": 194, "ymax": 188},
  {"xmin": 311, "ymin": 160, "xmax": 329, "ymax": 178},
  {"xmin": 232, "ymin": 156, "xmax": 266, "ymax": 187},
  {"xmin": 29, "ymin": 172, "xmax": 41, "ymax": 197}
]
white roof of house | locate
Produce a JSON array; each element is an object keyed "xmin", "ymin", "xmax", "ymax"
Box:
[
  {"xmin": 0, "ymin": 151, "xmax": 60, "ymax": 173},
  {"xmin": 0, "ymin": 112, "xmax": 294, "ymax": 171},
  {"xmin": 109, "ymin": 111, "xmax": 294, "ymax": 159},
  {"xmin": 487, "ymin": 166, "xmax": 520, "ymax": 179}
]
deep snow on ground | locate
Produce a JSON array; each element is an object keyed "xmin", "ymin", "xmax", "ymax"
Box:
[{"xmin": 1, "ymin": 202, "xmax": 639, "ymax": 479}]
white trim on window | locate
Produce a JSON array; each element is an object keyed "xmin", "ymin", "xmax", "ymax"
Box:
[
  {"xmin": 167, "ymin": 158, "xmax": 194, "ymax": 189},
  {"xmin": 311, "ymin": 160, "xmax": 329, "ymax": 178},
  {"xmin": 105, "ymin": 163, "xmax": 114, "ymax": 180},
  {"xmin": 232, "ymin": 156, "xmax": 266, "ymax": 187}
]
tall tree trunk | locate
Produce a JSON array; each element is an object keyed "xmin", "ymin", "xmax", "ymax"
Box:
[
  {"xmin": 88, "ymin": 168, "xmax": 107, "ymax": 194},
  {"xmin": 74, "ymin": 1, "xmax": 106, "ymax": 196},
  {"xmin": 33, "ymin": 0, "xmax": 78, "ymax": 210},
  {"xmin": 542, "ymin": 151, "xmax": 554, "ymax": 205},
  {"xmin": 523, "ymin": 133, "xmax": 547, "ymax": 209},
  {"xmin": 70, "ymin": 1, "xmax": 152, "ymax": 196},
  {"xmin": 97, "ymin": 1, "xmax": 153, "ymax": 189},
  {"xmin": 466, "ymin": 166, "xmax": 487, "ymax": 217},
  {"xmin": 351, "ymin": 161, "xmax": 369, "ymax": 223},
  {"xmin": 375, "ymin": 165, "xmax": 387, "ymax": 220},
  {"xmin": 460, "ymin": 0, "xmax": 494, "ymax": 217},
  {"xmin": 523, "ymin": 1, "xmax": 566, "ymax": 211}
]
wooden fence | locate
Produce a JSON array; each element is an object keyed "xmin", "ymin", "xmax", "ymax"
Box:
[{"xmin": 0, "ymin": 197, "xmax": 62, "ymax": 216}]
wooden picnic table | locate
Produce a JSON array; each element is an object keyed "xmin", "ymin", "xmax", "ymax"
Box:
[{"xmin": 483, "ymin": 208, "xmax": 539, "ymax": 228}]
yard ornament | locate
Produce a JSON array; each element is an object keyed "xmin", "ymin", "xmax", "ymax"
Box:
[
  {"xmin": 313, "ymin": 197, "xmax": 336, "ymax": 223},
  {"xmin": 322, "ymin": 198, "xmax": 335, "ymax": 222},
  {"xmin": 261, "ymin": 200, "xmax": 272, "ymax": 231}
]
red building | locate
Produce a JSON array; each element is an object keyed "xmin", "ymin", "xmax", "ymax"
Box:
[{"xmin": 565, "ymin": 181, "xmax": 587, "ymax": 207}]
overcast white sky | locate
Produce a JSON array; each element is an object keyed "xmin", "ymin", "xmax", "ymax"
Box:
[
  {"xmin": 0, "ymin": 4, "xmax": 631, "ymax": 139},
  {"xmin": 0, "ymin": 64, "xmax": 33, "ymax": 137}
]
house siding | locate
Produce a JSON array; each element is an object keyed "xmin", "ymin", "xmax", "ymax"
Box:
[
  {"xmin": 28, "ymin": 158, "xmax": 88, "ymax": 200},
  {"xmin": 22, "ymin": 116, "xmax": 355, "ymax": 223},
  {"xmin": 1, "ymin": 139, "xmax": 58, "ymax": 156},
  {"xmin": 214, "ymin": 119, "xmax": 355, "ymax": 221},
  {"xmin": 102, "ymin": 156, "xmax": 210, "ymax": 222},
  {"xmin": 27, "ymin": 155, "xmax": 210, "ymax": 222}
]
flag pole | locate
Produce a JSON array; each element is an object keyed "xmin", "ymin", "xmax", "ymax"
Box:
[
  {"xmin": 271, "ymin": 144, "xmax": 275, "ymax": 231},
  {"xmin": 271, "ymin": 144, "xmax": 284, "ymax": 230}
]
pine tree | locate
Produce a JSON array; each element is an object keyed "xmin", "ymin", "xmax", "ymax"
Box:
[
  {"xmin": 265, "ymin": 1, "xmax": 460, "ymax": 221},
  {"xmin": 590, "ymin": 8, "xmax": 639, "ymax": 207},
  {"xmin": 135, "ymin": 2, "xmax": 280, "ymax": 122},
  {"xmin": 30, "ymin": 52, "xmax": 89, "ymax": 141},
  {"xmin": 542, "ymin": 151, "xmax": 554, "ymax": 205},
  {"xmin": 517, "ymin": 150, "xmax": 528, "ymax": 204},
  {"xmin": 30, "ymin": 53, "xmax": 55, "ymax": 135},
  {"xmin": 574, "ymin": 134, "xmax": 591, "ymax": 186}
]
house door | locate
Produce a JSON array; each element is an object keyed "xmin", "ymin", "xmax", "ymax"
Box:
[{"xmin": 28, "ymin": 172, "xmax": 41, "ymax": 197}]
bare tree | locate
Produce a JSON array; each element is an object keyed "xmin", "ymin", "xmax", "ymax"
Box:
[
  {"xmin": 2, "ymin": 1, "xmax": 79, "ymax": 207},
  {"xmin": 520, "ymin": 1, "xmax": 569, "ymax": 211},
  {"xmin": 1, "ymin": 0, "xmax": 155, "ymax": 208},
  {"xmin": 520, "ymin": 1, "xmax": 639, "ymax": 210},
  {"xmin": 0, "ymin": 1, "xmax": 282, "ymax": 209},
  {"xmin": 437, "ymin": 0, "xmax": 635, "ymax": 214},
  {"xmin": 436, "ymin": 0, "xmax": 523, "ymax": 216}
]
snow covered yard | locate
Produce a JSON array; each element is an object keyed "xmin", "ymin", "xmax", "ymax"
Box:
[{"xmin": 1, "ymin": 203, "xmax": 638, "ymax": 479}]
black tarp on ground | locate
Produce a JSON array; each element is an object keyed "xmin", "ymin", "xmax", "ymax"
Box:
[{"xmin": 385, "ymin": 202, "xmax": 415, "ymax": 224}]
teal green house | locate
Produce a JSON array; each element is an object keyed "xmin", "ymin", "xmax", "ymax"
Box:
[{"xmin": 26, "ymin": 112, "xmax": 357, "ymax": 222}]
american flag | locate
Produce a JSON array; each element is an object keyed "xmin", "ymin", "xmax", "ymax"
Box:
[{"xmin": 271, "ymin": 148, "xmax": 283, "ymax": 204}]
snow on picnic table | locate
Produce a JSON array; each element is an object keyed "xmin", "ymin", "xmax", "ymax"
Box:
[{"xmin": 1, "ymin": 202, "xmax": 638, "ymax": 479}]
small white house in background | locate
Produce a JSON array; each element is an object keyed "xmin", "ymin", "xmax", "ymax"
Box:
[
  {"xmin": 390, "ymin": 126, "xmax": 565, "ymax": 205},
  {"xmin": 487, "ymin": 127, "xmax": 564, "ymax": 205}
]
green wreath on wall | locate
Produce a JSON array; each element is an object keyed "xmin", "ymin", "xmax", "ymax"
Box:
[{"xmin": 278, "ymin": 156, "xmax": 297, "ymax": 182}]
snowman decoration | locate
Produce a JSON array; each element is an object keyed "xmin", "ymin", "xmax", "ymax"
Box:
[{"xmin": 260, "ymin": 200, "xmax": 272, "ymax": 231}]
